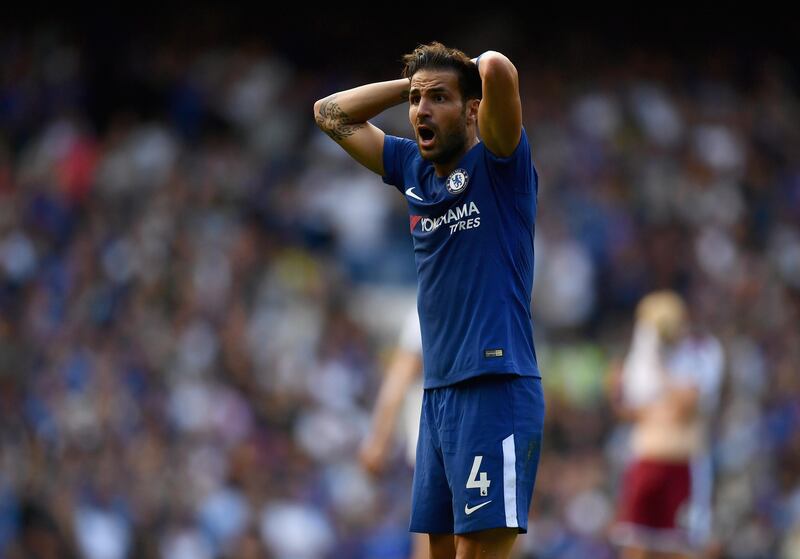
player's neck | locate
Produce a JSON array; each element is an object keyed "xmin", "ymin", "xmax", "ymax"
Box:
[{"xmin": 433, "ymin": 136, "xmax": 480, "ymax": 177}]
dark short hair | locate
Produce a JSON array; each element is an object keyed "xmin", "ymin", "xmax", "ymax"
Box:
[{"xmin": 402, "ymin": 42, "xmax": 482, "ymax": 101}]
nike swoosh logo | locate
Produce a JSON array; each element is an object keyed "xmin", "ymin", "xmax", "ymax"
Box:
[
  {"xmin": 464, "ymin": 500, "xmax": 492, "ymax": 515},
  {"xmin": 405, "ymin": 187, "xmax": 424, "ymax": 201}
]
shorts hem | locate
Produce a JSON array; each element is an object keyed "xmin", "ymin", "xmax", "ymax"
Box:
[
  {"xmin": 454, "ymin": 523, "xmax": 527, "ymax": 536},
  {"xmin": 409, "ymin": 524, "xmax": 454, "ymax": 535},
  {"xmin": 410, "ymin": 524, "xmax": 528, "ymax": 536}
]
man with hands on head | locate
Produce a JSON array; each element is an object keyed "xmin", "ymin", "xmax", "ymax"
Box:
[
  {"xmin": 315, "ymin": 43, "xmax": 544, "ymax": 559},
  {"xmin": 609, "ymin": 291, "xmax": 724, "ymax": 559}
]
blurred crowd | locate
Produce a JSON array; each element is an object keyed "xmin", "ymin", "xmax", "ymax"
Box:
[{"xmin": 0, "ymin": 23, "xmax": 799, "ymax": 559}]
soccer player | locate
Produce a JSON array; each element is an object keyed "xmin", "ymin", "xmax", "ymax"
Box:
[
  {"xmin": 609, "ymin": 291, "xmax": 724, "ymax": 559},
  {"xmin": 359, "ymin": 305, "xmax": 427, "ymax": 559},
  {"xmin": 315, "ymin": 42, "xmax": 544, "ymax": 559}
]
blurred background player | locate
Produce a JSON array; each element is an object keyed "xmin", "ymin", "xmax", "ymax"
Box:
[
  {"xmin": 609, "ymin": 291, "xmax": 724, "ymax": 559},
  {"xmin": 359, "ymin": 306, "xmax": 427, "ymax": 559}
]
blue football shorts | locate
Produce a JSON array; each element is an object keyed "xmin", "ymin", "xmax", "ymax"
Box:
[{"xmin": 409, "ymin": 374, "xmax": 545, "ymax": 535}]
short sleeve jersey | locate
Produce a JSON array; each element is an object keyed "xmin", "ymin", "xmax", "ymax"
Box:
[{"xmin": 382, "ymin": 129, "xmax": 540, "ymax": 388}]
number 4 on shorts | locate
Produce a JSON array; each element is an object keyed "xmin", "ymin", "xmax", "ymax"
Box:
[{"xmin": 467, "ymin": 455, "xmax": 491, "ymax": 496}]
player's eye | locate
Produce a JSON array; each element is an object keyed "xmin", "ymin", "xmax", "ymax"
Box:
[
  {"xmin": 435, "ymin": 94, "xmax": 445, "ymax": 102},
  {"xmin": 410, "ymin": 95, "xmax": 420, "ymax": 105}
]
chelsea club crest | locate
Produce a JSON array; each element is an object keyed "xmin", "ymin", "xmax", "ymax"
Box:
[{"xmin": 445, "ymin": 168, "xmax": 469, "ymax": 195}]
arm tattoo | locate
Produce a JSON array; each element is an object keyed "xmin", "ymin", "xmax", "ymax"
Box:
[{"xmin": 315, "ymin": 96, "xmax": 366, "ymax": 141}]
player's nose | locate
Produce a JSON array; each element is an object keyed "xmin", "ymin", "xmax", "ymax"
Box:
[{"xmin": 417, "ymin": 97, "xmax": 433, "ymax": 117}]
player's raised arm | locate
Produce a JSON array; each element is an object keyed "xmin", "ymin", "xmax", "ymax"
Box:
[
  {"xmin": 473, "ymin": 51, "xmax": 522, "ymax": 158},
  {"xmin": 313, "ymin": 78, "xmax": 410, "ymax": 175}
]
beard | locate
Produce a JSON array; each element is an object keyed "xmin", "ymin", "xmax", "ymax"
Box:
[{"xmin": 417, "ymin": 112, "xmax": 469, "ymax": 165}]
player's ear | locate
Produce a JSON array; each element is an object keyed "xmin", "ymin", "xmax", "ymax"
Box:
[{"xmin": 467, "ymin": 98, "xmax": 480, "ymax": 124}]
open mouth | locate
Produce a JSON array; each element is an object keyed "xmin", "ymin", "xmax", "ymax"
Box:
[{"xmin": 417, "ymin": 125, "xmax": 436, "ymax": 147}]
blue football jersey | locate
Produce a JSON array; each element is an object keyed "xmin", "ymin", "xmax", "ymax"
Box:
[{"xmin": 383, "ymin": 129, "xmax": 540, "ymax": 388}]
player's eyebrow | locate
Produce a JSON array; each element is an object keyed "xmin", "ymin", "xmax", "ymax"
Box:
[{"xmin": 409, "ymin": 86, "xmax": 449, "ymax": 96}]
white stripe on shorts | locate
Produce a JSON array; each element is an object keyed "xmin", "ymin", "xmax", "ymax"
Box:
[{"xmin": 502, "ymin": 434, "xmax": 518, "ymax": 528}]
